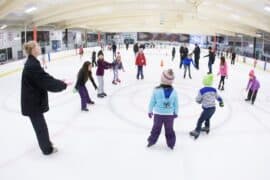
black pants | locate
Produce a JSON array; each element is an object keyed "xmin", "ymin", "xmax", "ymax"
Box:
[
  {"xmin": 194, "ymin": 57, "xmax": 199, "ymax": 69},
  {"xmin": 247, "ymin": 89, "xmax": 258, "ymax": 103},
  {"xmin": 231, "ymin": 58, "xmax": 235, "ymax": 65},
  {"xmin": 29, "ymin": 113, "xmax": 53, "ymax": 155},
  {"xmin": 195, "ymin": 107, "xmax": 216, "ymax": 132},
  {"xmin": 219, "ymin": 76, "xmax": 226, "ymax": 89},
  {"xmin": 92, "ymin": 59, "xmax": 97, "ymax": 67},
  {"xmin": 208, "ymin": 63, "xmax": 213, "ymax": 74},
  {"xmin": 179, "ymin": 56, "xmax": 184, "ymax": 68},
  {"xmin": 113, "ymin": 50, "xmax": 116, "ymax": 59}
]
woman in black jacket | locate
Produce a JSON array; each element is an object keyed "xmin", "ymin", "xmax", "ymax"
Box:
[
  {"xmin": 21, "ymin": 41, "xmax": 70, "ymax": 155},
  {"xmin": 75, "ymin": 61, "xmax": 97, "ymax": 111}
]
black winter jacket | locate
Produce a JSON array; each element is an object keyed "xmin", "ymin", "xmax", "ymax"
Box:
[{"xmin": 21, "ymin": 55, "xmax": 67, "ymax": 116}]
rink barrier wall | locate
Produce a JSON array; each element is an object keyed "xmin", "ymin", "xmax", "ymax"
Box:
[
  {"xmin": 0, "ymin": 47, "xmax": 96, "ymax": 78},
  {"xmin": 0, "ymin": 47, "xmax": 269, "ymax": 78}
]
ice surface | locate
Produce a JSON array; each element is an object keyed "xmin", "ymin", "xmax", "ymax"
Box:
[{"xmin": 0, "ymin": 46, "xmax": 269, "ymax": 180}]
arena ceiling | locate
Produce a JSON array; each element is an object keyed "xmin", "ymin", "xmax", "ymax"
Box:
[{"xmin": 0, "ymin": 0, "xmax": 270, "ymax": 36}]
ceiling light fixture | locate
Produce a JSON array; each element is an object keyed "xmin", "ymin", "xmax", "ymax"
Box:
[
  {"xmin": 25, "ymin": 6, "xmax": 37, "ymax": 13},
  {"xmin": 264, "ymin": 6, "xmax": 270, "ymax": 12},
  {"xmin": 0, "ymin": 24, "xmax": 7, "ymax": 29}
]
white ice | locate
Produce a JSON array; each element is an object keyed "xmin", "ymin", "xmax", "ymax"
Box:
[{"xmin": 0, "ymin": 46, "xmax": 270, "ymax": 180}]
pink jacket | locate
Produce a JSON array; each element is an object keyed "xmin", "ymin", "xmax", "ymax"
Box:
[{"xmin": 218, "ymin": 63, "xmax": 228, "ymax": 76}]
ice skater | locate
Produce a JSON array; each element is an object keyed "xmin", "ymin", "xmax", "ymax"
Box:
[
  {"xmin": 204, "ymin": 47, "xmax": 216, "ymax": 74},
  {"xmin": 112, "ymin": 52, "xmax": 125, "ymax": 85},
  {"xmin": 245, "ymin": 70, "xmax": 260, "ymax": 105},
  {"xmin": 172, "ymin": 47, "xmax": 176, "ymax": 61},
  {"xmin": 21, "ymin": 41, "xmax": 71, "ymax": 155},
  {"xmin": 182, "ymin": 54, "xmax": 195, "ymax": 79},
  {"xmin": 217, "ymin": 56, "xmax": 228, "ymax": 91},
  {"xmin": 231, "ymin": 51, "xmax": 236, "ymax": 65},
  {"xmin": 192, "ymin": 43, "xmax": 200, "ymax": 69},
  {"xmin": 190, "ymin": 74, "xmax": 224, "ymax": 140},
  {"xmin": 135, "ymin": 48, "xmax": 146, "ymax": 80},
  {"xmin": 79, "ymin": 45, "xmax": 84, "ymax": 59},
  {"xmin": 91, "ymin": 51, "xmax": 97, "ymax": 67},
  {"xmin": 96, "ymin": 50, "xmax": 112, "ymax": 98},
  {"xmin": 147, "ymin": 69, "xmax": 178, "ymax": 149},
  {"xmin": 75, "ymin": 61, "xmax": 97, "ymax": 111}
]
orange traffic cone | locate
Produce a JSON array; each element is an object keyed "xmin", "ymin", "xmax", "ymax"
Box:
[{"xmin": 160, "ymin": 59, "xmax": 164, "ymax": 67}]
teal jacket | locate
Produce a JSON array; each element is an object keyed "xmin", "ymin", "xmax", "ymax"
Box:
[{"xmin": 148, "ymin": 87, "xmax": 179, "ymax": 115}]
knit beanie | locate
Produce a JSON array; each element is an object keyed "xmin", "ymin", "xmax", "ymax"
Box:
[
  {"xmin": 203, "ymin": 74, "xmax": 214, "ymax": 86},
  {"xmin": 161, "ymin": 69, "xmax": 175, "ymax": 85},
  {"xmin": 97, "ymin": 50, "xmax": 104, "ymax": 57}
]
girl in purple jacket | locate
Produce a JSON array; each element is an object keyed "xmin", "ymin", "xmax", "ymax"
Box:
[
  {"xmin": 217, "ymin": 56, "xmax": 228, "ymax": 91},
  {"xmin": 245, "ymin": 70, "xmax": 260, "ymax": 105},
  {"xmin": 96, "ymin": 50, "xmax": 112, "ymax": 98}
]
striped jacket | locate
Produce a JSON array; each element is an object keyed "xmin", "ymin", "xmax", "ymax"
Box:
[{"xmin": 196, "ymin": 87, "xmax": 223, "ymax": 109}]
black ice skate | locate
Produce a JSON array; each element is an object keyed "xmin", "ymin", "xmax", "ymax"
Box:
[
  {"xmin": 201, "ymin": 127, "xmax": 210, "ymax": 134},
  {"xmin": 81, "ymin": 108, "xmax": 89, "ymax": 111},
  {"xmin": 189, "ymin": 130, "xmax": 200, "ymax": 140},
  {"xmin": 97, "ymin": 94, "xmax": 105, "ymax": 98},
  {"xmin": 101, "ymin": 92, "xmax": 107, "ymax": 96}
]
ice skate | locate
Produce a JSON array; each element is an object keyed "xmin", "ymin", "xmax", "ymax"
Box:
[
  {"xmin": 201, "ymin": 127, "xmax": 210, "ymax": 134},
  {"xmin": 189, "ymin": 130, "xmax": 200, "ymax": 140},
  {"xmin": 81, "ymin": 107, "xmax": 89, "ymax": 111},
  {"xmin": 112, "ymin": 80, "xmax": 117, "ymax": 85}
]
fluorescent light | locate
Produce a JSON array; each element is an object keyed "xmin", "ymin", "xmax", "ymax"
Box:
[
  {"xmin": 25, "ymin": 6, "xmax": 37, "ymax": 13},
  {"xmin": 0, "ymin": 24, "xmax": 7, "ymax": 29},
  {"xmin": 231, "ymin": 14, "xmax": 240, "ymax": 20},
  {"xmin": 264, "ymin": 6, "xmax": 270, "ymax": 12}
]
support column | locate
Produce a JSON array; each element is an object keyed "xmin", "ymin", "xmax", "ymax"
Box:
[{"xmin": 33, "ymin": 25, "xmax": 37, "ymax": 42}]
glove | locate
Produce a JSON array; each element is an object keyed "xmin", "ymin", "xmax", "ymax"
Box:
[
  {"xmin": 173, "ymin": 114, "xmax": 178, "ymax": 119},
  {"xmin": 148, "ymin": 112, "xmax": 153, "ymax": 119},
  {"xmin": 219, "ymin": 102, "xmax": 224, "ymax": 107},
  {"xmin": 63, "ymin": 79, "xmax": 73, "ymax": 86}
]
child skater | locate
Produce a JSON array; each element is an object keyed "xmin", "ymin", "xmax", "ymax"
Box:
[
  {"xmin": 217, "ymin": 56, "xmax": 228, "ymax": 91},
  {"xmin": 190, "ymin": 74, "xmax": 224, "ymax": 140},
  {"xmin": 245, "ymin": 70, "xmax": 260, "ymax": 105},
  {"xmin": 79, "ymin": 45, "xmax": 84, "ymax": 59},
  {"xmin": 135, "ymin": 48, "xmax": 146, "ymax": 80},
  {"xmin": 112, "ymin": 52, "xmax": 125, "ymax": 85},
  {"xmin": 182, "ymin": 54, "xmax": 195, "ymax": 79},
  {"xmin": 147, "ymin": 69, "xmax": 179, "ymax": 150},
  {"xmin": 92, "ymin": 51, "xmax": 97, "ymax": 67},
  {"xmin": 75, "ymin": 61, "xmax": 97, "ymax": 111},
  {"xmin": 96, "ymin": 50, "xmax": 112, "ymax": 98}
]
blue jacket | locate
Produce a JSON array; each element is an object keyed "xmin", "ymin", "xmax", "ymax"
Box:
[
  {"xmin": 148, "ymin": 87, "xmax": 179, "ymax": 115},
  {"xmin": 183, "ymin": 57, "xmax": 194, "ymax": 66}
]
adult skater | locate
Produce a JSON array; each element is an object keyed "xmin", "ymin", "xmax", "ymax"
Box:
[
  {"xmin": 147, "ymin": 69, "xmax": 178, "ymax": 149},
  {"xmin": 190, "ymin": 74, "xmax": 224, "ymax": 139},
  {"xmin": 112, "ymin": 43, "xmax": 117, "ymax": 59},
  {"xmin": 75, "ymin": 61, "xmax": 97, "ymax": 111},
  {"xmin": 179, "ymin": 44, "xmax": 188, "ymax": 69},
  {"xmin": 231, "ymin": 51, "xmax": 236, "ymax": 65},
  {"xmin": 172, "ymin": 47, "xmax": 176, "ymax": 61},
  {"xmin": 179, "ymin": 45, "xmax": 184, "ymax": 68},
  {"xmin": 245, "ymin": 70, "xmax": 260, "ymax": 105},
  {"xmin": 125, "ymin": 42, "xmax": 129, "ymax": 50},
  {"xmin": 204, "ymin": 47, "xmax": 216, "ymax": 74},
  {"xmin": 135, "ymin": 48, "xmax": 146, "ymax": 80},
  {"xmin": 41, "ymin": 46, "xmax": 47, "ymax": 69},
  {"xmin": 193, "ymin": 44, "xmax": 200, "ymax": 69},
  {"xmin": 133, "ymin": 43, "xmax": 139, "ymax": 56},
  {"xmin": 91, "ymin": 51, "xmax": 97, "ymax": 67},
  {"xmin": 21, "ymin": 41, "xmax": 71, "ymax": 155}
]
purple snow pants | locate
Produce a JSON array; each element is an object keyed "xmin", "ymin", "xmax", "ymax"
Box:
[
  {"xmin": 148, "ymin": 114, "xmax": 176, "ymax": 148},
  {"xmin": 78, "ymin": 85, "xmax": 92, "ymax": 109}
]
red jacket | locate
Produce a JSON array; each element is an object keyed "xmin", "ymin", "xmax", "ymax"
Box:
[{"xmin": 135, "ymin": 53, "xmax": 146, "ymax": 66}]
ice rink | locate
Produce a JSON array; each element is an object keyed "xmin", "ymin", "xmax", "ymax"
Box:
[{"xmin": 0, "ymin": 46, "xmax": 270, "ymax": 180}]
